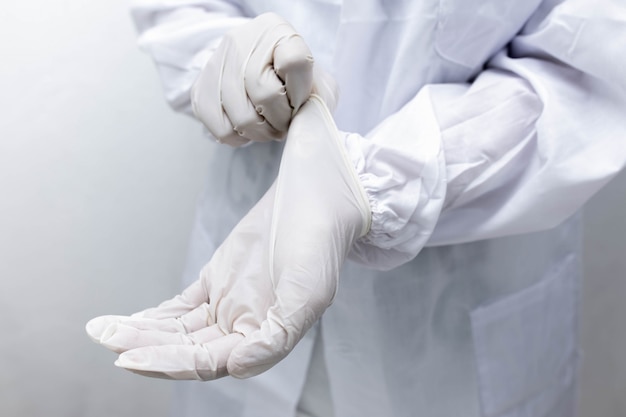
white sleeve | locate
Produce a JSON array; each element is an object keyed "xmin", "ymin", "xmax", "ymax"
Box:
[
  {"xmin": 348, "ymin": 0, "xmax": 626, "ymax": 270},
  {"xmin": 130, "ymin": 0, "xmax": 250, "ymax": 115}
]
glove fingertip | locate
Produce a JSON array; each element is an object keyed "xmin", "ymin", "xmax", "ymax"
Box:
[
  {"xmin": 85, "ymin": 315, "xmax": 126, "ymax": 343},
  {"xmin": 85, "ymin": 319, "xmax": 102, "ymax": 343}
]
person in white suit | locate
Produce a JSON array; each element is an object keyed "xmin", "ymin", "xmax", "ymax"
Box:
[{"xmin": 87, "ymin": 1, "xmax": 626, "ymax": 416}]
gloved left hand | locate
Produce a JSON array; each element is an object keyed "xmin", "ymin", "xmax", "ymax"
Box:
[{"xmin": 86, "ymin": 96, "xmax": 370, "ymax": 380}]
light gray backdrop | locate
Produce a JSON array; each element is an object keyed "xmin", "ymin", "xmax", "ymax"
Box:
[{"xmin": 0, "ymin": 1, "xmax": 624, "ymax": 416}]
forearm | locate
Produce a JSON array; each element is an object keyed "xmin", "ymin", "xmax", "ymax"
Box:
[
  {"xmin": 130, "ymin": 0, "xmax": 250, "ymax": 114},
  {"xmin": 428, "ymin": 53, "xmax": 626, "ymax": 245},
  {"xmin": 346, "ymin": 0, "xmax": 626, "ymax": 268}
]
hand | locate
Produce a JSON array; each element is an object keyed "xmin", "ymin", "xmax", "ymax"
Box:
[
  {"xmin": 86, "ymin": 96, "xmax": 370, "ymax": 379},
  {"xmin": 191, "ymin": 13, "xmax": 337, "ymax": 147}
]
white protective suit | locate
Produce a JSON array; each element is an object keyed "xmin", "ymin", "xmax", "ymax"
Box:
[{"xmin": 129, "ymin": 0, "xmax": 626, "ymax": 416}]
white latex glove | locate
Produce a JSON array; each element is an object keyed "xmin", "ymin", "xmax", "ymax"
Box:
[
  {"xmin": 86, "ymin": 96, "xmax": 370, "ymax": 379},
  {"xmin": 191, "ymin": 12, "xmax": 338, "ymax": 147}
]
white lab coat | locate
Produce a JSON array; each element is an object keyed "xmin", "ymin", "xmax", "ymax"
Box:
[{"xmin": 130, "ymin": 0, "xmax": 626, "ymax": 416}]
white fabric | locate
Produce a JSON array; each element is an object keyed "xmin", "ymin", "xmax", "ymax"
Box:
[
  {"xmin": 131, "ymin": 0, "xmax": 626, "ymax": 270},
  {"xmin": 109, "ymin": 0, "xmax": 626, "ymax": 416},
  {"xmin": 343, "ymin": 88, "xmax": 446, "ymax": 269},
  {"xmin": 87, "ymin": 96, "xmax": 371, "ymax": 379}
]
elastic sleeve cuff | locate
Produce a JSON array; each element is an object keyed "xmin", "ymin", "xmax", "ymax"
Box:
[{"xmin": 343, "ymin": 87, "xmax": 447, "ymax": 270}]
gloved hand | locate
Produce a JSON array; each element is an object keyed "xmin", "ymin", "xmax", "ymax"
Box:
[
  {"xmin": 86, "ymin": 96, "xmax": 370, "ymax": 379},
  {"xmin": 191, "ymin": 12, "xmax": 338, "ymax": 147}
]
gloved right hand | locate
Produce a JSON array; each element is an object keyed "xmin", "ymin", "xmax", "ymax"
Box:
[
  {"xmin": 86, "ymin": 96, "xmax": 370, "ymax": 379},
  {"xmin": 191, "ymin": 12, "xmax": 337, "ymax": 147}
]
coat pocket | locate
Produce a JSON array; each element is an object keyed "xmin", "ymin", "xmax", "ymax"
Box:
[{"xmin": 470, "ymin": 255, "xmax": 580, "ymax": 417}]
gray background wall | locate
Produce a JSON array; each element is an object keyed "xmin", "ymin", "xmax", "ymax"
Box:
[{"xmin": 0, "ymin": 1, "xmax": 624, "ymax": 416}]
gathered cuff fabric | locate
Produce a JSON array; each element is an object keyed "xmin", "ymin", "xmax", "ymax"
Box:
[{"xmin": 343, "ymin": 87, "xmax": 447, "ymax": 271}]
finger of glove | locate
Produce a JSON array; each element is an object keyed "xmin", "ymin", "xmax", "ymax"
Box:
[
  {"xmin": 227, "ymin": 308, "xmax": 292, "ymax": 379},
  {"xmin": 101, "ymin": 323, "xmax": 184, "ymax": 354},
  {"xmin": 115, "ymin": 332, "xmax": 244, "ymax": 381},
  {"xmin": 100, "ymin": 322, "xmax": 226, "ymax": 354},
  {"xmin": 95, "ymin": 302, "xmax": 212, "ymax": 338},
  {"xmin": 244, "ymin": 26, "xmax": 309, "ymax": 132},
  {"xmin": 191, "ymin": 43, "xmax": 251, "ymax": 147},
  {"xmin": 132, "ymin": 280, "xmax": 208, "ymax": 320},
  {"xmin": 85, "ymin": 315, "xmax": 129, "ymax": 343},
  {"xmin": 274, "ymin": 35, "xmax": 314, "ymax": 114},
  {"xmin": 219, "ymin": 42, "xmax": 283, "ymax": 143},
  {"xmin": 244, "ymin": 63, "xmax": 291, "ymax": 134}
]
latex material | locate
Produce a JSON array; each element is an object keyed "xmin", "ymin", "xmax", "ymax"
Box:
[
  {"xmin": 191, "ymin": 13, "xmax": 338, "ymax": 147},
  {"xmin": 86, "ymin": 96, "xmax": 371, "ymax": 380},
  {"xmin": 341, "ymin": 88, "xmax": 447, "ymax": 269}
]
